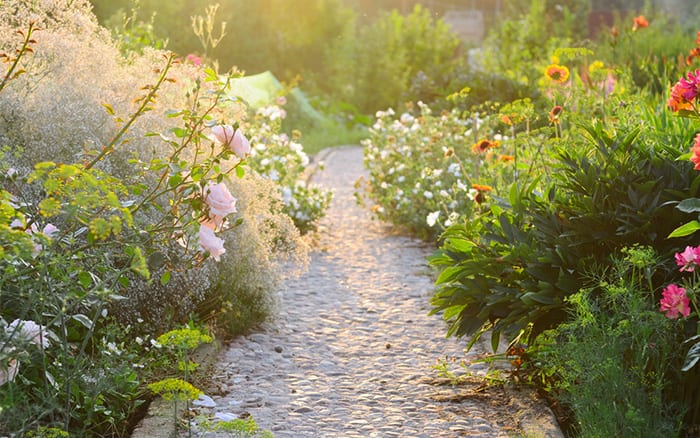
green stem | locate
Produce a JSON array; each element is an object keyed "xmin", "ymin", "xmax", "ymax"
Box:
[
  {"xmin": 0, "ymin": 22, "xmax": 36, "ymax": 94},
  {"xmin": 85, "ymin": 53, "xmax": 176, "ymax": 170}
]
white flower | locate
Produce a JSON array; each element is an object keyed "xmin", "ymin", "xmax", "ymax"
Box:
[
  {"xmin": 424, "ymin": 191, "xmax": 433, "ymax": 199},
  {"xmin": 447, "ymin": 163, "xmax": 461, "ymax": 176},
  {"xmin": 426, "ymin": 211, "xmax": 440, "ymax": 227},
  {"xmin": 439, "ymin": 190, "xmax": 449, "ymax": 198},
  {"xmin": 7, "ymin": 319, "xmax": 50, "ymax": 348},
  {"xmin": 135, "ymin": 337, "xmax": 144, "ymax": 345},
  {"xmin": 445, "ymin": 212, "xmax": 460, "ymax": 227}
]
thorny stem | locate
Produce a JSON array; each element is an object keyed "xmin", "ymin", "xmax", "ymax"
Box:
[
  {"xmin": 86, "ymin": 52, "xmax": 177, "ymax": 170},
  {"xmin": 0, "ymin": 22, "xmax": 36, "ymax": 94}
]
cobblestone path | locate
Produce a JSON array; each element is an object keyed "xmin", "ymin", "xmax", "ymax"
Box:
[{"xmin": 190, "ymin": 146, "xmax": 556, "ymax": 437}]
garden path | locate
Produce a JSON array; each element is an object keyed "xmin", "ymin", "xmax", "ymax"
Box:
[{"xmin": 185, "ymin": 146, "xmax": 562, "ymax": 437}]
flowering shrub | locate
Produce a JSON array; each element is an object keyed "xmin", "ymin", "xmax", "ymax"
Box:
[
  {"xmin": 358, "ymin": 102, "xmax": 524, "ymax": 240},
  {"xmin": 0, "ymin": 0, "xmax": 307, "ymax": 434},
  {"xmin": 245, "ymin": 104, "xmax": 333, "ymax": 234}
]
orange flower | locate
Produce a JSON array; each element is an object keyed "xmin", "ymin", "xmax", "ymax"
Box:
[
  {"xmin": 471, "ymin": 184, "xmax": 492, "ymax": 192},
  {"xmin": 688, "ymin": 47, "xmax": 700, "ymax": 66},
  {"xmin": 471, "ymin": 184, "xmax": 492, "ymax": 204},
  {"xmin": 545, "ymin": 64, "xmax": 569, "ymax": 83},
  {"xmin": 498, "ymin": 155, "xmax": 515, "ymax": 163},
  {"xmin": 549, "ymin": 105, "xmax": 564, "ymax": 124},
  {"xmin": 471, "ymin": 139, "xmax": 499, "ymax": 153},
  {"xmin": 633, "ymin": 15, "xmax": 649, "ymax": 31}
]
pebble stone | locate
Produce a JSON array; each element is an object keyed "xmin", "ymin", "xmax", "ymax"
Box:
[{"xmin": 188, "ymin": 146, "xmax": 526, "ymax": 437}]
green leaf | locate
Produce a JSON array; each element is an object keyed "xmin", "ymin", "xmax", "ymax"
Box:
[
  {"xmin": 118, "ymin": 275, "xmax": 130, "ymax": 288},
  {"xmin": 72, "ymin": 314, "xmax": 93, "ymax": 329},
  {"xmin": 236, "ymin": 166, "xmax": 245, "ymax": 178},
  {"xmin": 668, "ymin": 220, "xmax": 700, "ymax": 238},
  {"xmin": 682, "ymin": 337, "xmax": 700, "ymax": 372},
  {"xmin": 168, "ymin": 174, "xmax": 183, "ymax": 188},
  {"xmin": 490, "ymin": 330, "xmax": 501, "ymax": 353},
  {"xmin": 102, "ymin": 102, "xmax": 115, "ymax": 115},
  {"xmin": 160, "ymin": 270, "xmax": 171, "ymax": 286},
  {"xmin": 677, "ymin": 198, "xmax": 700, "ymax": 213},
  {"xmin": 78, "ymin": 271, "xmax": 92, "ymax": 288},
  {"xmin": 172, "ymin": 127, "xmax": 188, "ymax": 138}
]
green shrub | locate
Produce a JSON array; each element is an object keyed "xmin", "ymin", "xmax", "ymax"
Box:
[
  {"xmin": 430, "ymin": 114, "xmax": 700, "ymax": 348},
  {"xmin": 533, "ymin": 247, "xmax": 687, "ymax": 437}
]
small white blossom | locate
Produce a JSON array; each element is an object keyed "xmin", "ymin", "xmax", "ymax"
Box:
[{"xmin": 426, "ymin": 211, "xmax": 440, "ymax": 227}]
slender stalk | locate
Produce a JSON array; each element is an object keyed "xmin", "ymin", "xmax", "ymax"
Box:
[
  {"xmin": 0, "ymin": 22, "xmax": 36, "ymax": 94},
  {"xmin": 86, "ymin": 53, "xmax": 176, "ymax": 170}
]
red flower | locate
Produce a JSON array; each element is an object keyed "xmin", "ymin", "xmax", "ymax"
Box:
[
  {"xmin": 691, "ymin": 133, "xmax": 700, "ymax": 170},
  {"xmin": 668, "ymin": 71, "xmax": 700, "ymax": 112},
  {"xmin": 659, "ymin": 284, "xmax": 691, "ymax": 319},
  {"xmin": 632, "ymin": 15, "xmax": 649, "ymax": 31}
]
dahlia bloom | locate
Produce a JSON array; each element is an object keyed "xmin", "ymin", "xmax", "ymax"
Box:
[
  {"xmin": 675, "ymin": 245, "xmax": 700, "ymax": 271},
  {"xmin": 659, "ymin": 284, "xmax": 691, "ymax": 319}
]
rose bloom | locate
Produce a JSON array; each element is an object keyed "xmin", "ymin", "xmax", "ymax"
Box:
[
  {"xmin": 675, "ymin": 245, "xmax": 700, "ymax": 271},
  {"xmin": 632, "ymin": 15, "xmax": 649, "ymax": 31},
  {"xmin": 210, "ymin": 125, "xmax": 251, "ymax": 159},
  {"xmin": 7, "ymin": 319, "xmax": 50, "ymax": 348},
  {"xmin": 691, "ymin": 133, "xmax": 700, "ymax": 170},
  {"xmin": 205, "ymin": 182, "xmax": 237, "ymax": 221},
  {"xmin": 659, "ymin": 284, "xmax": 691, "ymax": 319},
  {"xmin": 545, "ymin": 64, "xmax": 570, "ymax": 83},
  {"xmin": 198, "ymin": 225, "xmax": 226, "ymax": 261}
]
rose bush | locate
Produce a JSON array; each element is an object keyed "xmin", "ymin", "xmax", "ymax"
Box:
[{"xmin": 0, "ymin": 0, "xmax": 308, "ymax": 434}]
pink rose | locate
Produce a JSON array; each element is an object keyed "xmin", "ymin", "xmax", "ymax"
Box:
[
  {"xmin": 211, "ymin": 125, "xmax": 234, "ymax": 146},
  {"xmin": 205, "ymin": 183, "xmax": 237, "ymax": 218},
  {"xmin": 7, "ymin": 319, "xmax": 50, "ymax": 348},
  {"xmin": 230, "ymin": 130, "xmax": 251, "ymax": 159},
  {"xmin": 659, "ymin": 284, "xmax": 691, "ymax": 319},
  {"xmin": 210, "ymin": 125, "xmax": 251, "ymax": 159},
  {"xmin": 198, "ymin": 226, "xmax": 225, "ymax": 261},
  {"xmin": 675, "ymin": 245, "xmax": 700, "ymax": 272}
]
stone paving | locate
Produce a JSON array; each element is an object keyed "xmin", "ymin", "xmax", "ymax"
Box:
[{"xmin": 184, "ymin": 146, "xmax": 560, "ymax": 438}]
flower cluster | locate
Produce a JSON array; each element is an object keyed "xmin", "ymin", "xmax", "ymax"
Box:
[
  {"xmin": 668, "ymin": 70, "xmax": 700, "ymax": 113},
  {"xmin": 660, "ymin": 245, "xmax": 700, "ymax": 319},
  {"xmin": 245, "ymin": 104, "xmax": 333, "ymax": 233},
  {"xmin": 359, "ymin": 102, "xmax": 515, "ymax": 239}
]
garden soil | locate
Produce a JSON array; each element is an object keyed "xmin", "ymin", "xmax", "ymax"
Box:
[{"xmin": 133, "ymin": 145, "xmax": 563, "ymax": 438}]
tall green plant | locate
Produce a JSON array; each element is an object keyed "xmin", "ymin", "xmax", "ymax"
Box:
[{"xmin": 430, "ymin": 118, "xmax": 700, "ymax": 348}]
